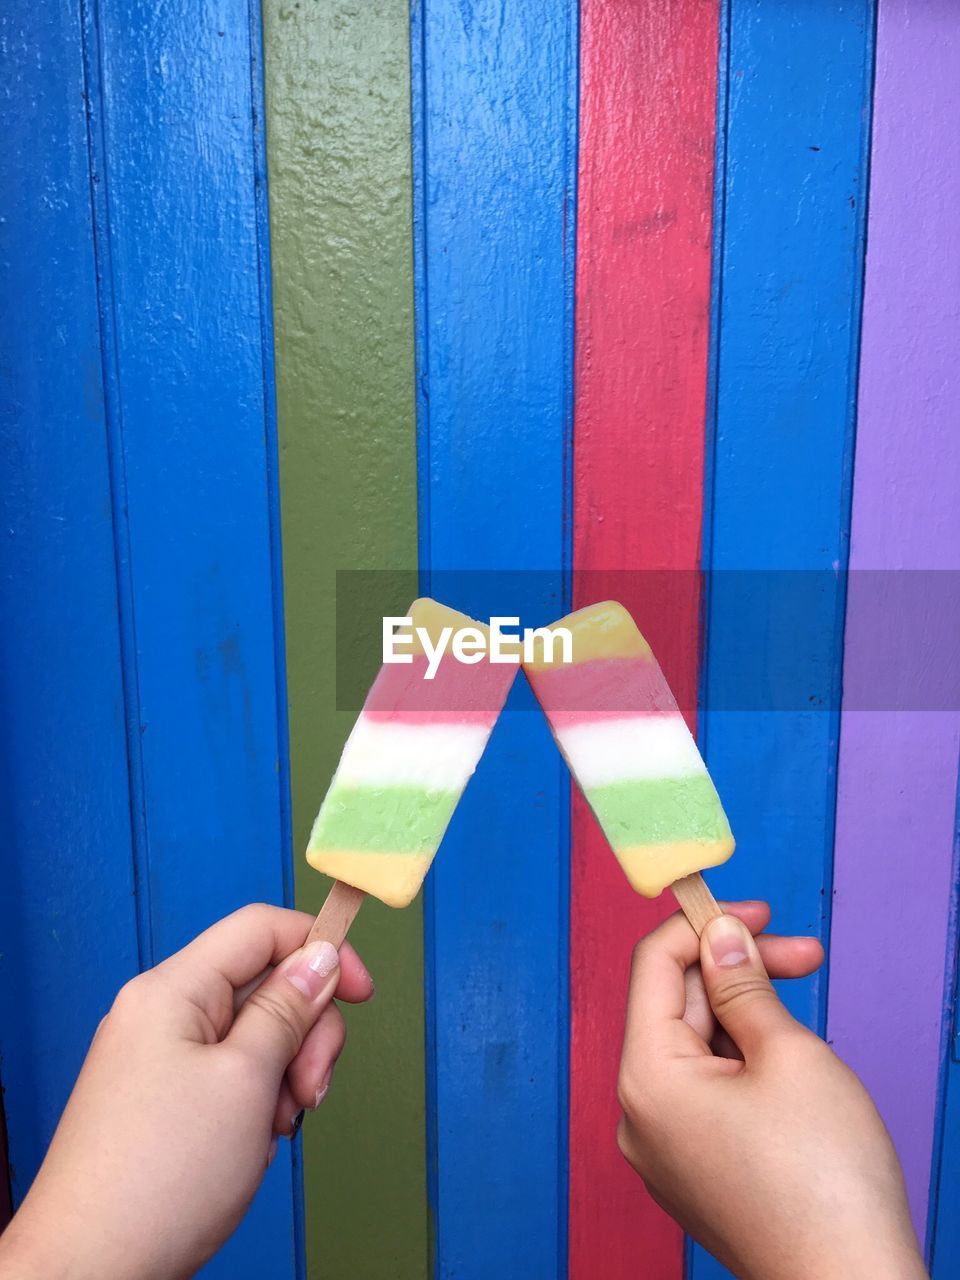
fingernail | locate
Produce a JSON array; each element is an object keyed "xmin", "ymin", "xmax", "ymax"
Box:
[
  {"xmin": 706, "ymin": 915, "xmax": 751, "ymax": 968},
  {"xmin": 283, "ymin": 941, "xmax": 339, "ymax": 1000},
  {"xmin": 290, "ymin": 1109, "xmax": 305, "ymax": 1139},
  {"xmin": 268, "ymin": 1137, "xmax": 278, "ymax": 1165},
  {"xmin": 312, "ymin": 1065, "xmax": 335, "ymax": 1110}
]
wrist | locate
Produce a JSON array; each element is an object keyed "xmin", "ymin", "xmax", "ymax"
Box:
[
  {"xmin": 772, "ymin": 1236, "xmax": 926, "ymax": 1280},
  {"xmin": 0, "ymin": 1229, "xmax": 68, "ymax": 1280},
  {"xmin": 0, "ymin": 1201, "xmax": 151, "ymax": 1280}
]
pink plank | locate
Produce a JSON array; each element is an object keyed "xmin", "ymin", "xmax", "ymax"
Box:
[
  {"xmin": 827, "ymin": 0, "xmax": 960, "ymax": 1237},
  {"xmin": 570, "ymin": 0, "xmax": 720, "ymax": 1272}
]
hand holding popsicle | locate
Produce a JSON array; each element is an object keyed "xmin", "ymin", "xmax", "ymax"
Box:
[
  {"xmin": 618, "ymin": 905, "xmax": 926, "ymax": 1280},
  {"xmin": 0, "ymin": 906, "xmax": 374, "ymax": 1280},
  {"xmin": 0, "ymin": 898, "xmax": 922, "ymax": 1280}
]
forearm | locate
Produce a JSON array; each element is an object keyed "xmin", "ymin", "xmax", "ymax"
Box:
[
  {"xmin": 733, "ymin": 1215, "xmax": 928, "ymax": 1280},
  {"xmin": 796, "ymin": 1237, "xmax": 927, "ymax": 1280},
  {"xmin": 0, "ymin": 1209, "xmax": 85, "ymax": 1280},
  {"xmin": 0, "ymin": 1187, "xmax": 158, "ymax": 1280}
]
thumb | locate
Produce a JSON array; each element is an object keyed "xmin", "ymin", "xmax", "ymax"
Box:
[
  {"xmin": 700, "ymin": 914, "xmax": 798, "ymax": 1059},
  {"xmin": 228, "ymin": 939, "xmax": 340, "ymax": 1075}
]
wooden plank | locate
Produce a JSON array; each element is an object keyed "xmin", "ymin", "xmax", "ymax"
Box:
[
  {"xmin": 260, "ymin": 3, "xmax": 428, "ymax": 1276},
  {"xmin": 0, "ymin": 0, "xmax": 141, "ymax": 1206},
  {"xmin": 827, "ymin": 0, "xmax": 960, "ymax": 1251},
  {"xmin": 0, "ymin": 1100, "xmax": 9, "ymax": 1229},
  {"xmin": 931, "ymin": 776, "xmax": 960, "ymax": 1276},
  {"xmin": 86, "ymin": 2, "xmax": 298, "ymax": 1274},
  {"xmin": 928, "ymin": 799, "xmax": 960, "ymax": 1276},
  {"xmin": 691, "ymin": 2, "xmax": 874, "ymax": 1276},
  {"xmin": 569, "ymin": 1, "xmax": 721, "ymax": 1275},
  {"xmin": 411, "ymin": 0, "xmax": 577, "ymax": 1271}
]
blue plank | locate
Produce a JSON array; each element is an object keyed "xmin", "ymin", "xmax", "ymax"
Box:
[
  {"xmin": 84, "ymin": 1, "xmax": 298, "ymax": 1275},
  {"xmin": 692, "ymin": 2, "xmax": 874, "ymax": 1277},
  {"xmin": 0, "ymin": 0, "xmax": 141, "ymax": 1202},
  {"xmin": 1, "ymin": 0, "xmax": 298, "ymax": 1274},
  {"xmin": 411, "ymin": 0, "xmax": 576, "ymax": 1273},
  {"xmin": 928, "ymin": 769, "xmax": 960, "ymax": 1274}
]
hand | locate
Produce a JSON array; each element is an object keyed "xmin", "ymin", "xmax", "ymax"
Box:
[
  {"xmin": 617, "ymin": 903, "xmax": 926, "ymax": 1280},
  {"xmin": 0, "ymin": 905, "xmax": 374, "ymax": 1280}
]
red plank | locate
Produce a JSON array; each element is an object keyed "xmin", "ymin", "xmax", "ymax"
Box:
[{"xmin": 570, "ymin": 1, "xmax": 721, "ymax": 1276}]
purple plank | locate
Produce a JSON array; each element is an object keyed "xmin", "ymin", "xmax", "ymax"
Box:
[{"xmin": 828, "ymin": 0, "xmax": 960, "ymax": 1238}]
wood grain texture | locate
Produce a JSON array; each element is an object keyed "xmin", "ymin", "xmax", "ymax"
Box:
[
  {"xmin": 824, "ymin": 0, "xmax": 960, "ymax": 1253},
  {"xmin": 671, "ymin": 874, "xmax": 723, "ymax": 937},
  {"xmin": 0, "ymin": 1101, "xmax": 9, "ymax": 1230},
  {"xmin": 931, "ymin": 769, "xmax": 960, "ymax": 1275},
  {"xmin": 0, "ymin": 0, "xmax": 141, "ymax": 1211},
  {"xmin": 411, "ymin": 0, "xmax": 577, "ymax": 1272},
  {"xmin": 692, "ymin": 2, "xmax": 874, "ymax": 1276},
  {"xmin": 308, "ymin": 882, "xmax": 366, "ymax": 950},
  {"xmin": 570, "ymin": 1, "xmax": 720, "ymax": 1275},
  {"xmin": 2, "ymin": 1, "xmax": 298, "ymax": 1272},
  {"xmin": 84, "ymin": 3, "xmax": 299, "ymax": 1273},
  {"xmin": 261, "ymin": 3, "xmax": 428, "ymax": 1276}
]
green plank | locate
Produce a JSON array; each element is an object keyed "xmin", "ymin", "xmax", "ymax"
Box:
[{"xmin": 260, "ymin": 4, "xmax": 427, "ymax": 1276}]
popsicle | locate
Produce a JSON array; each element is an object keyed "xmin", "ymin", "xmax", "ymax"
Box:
[
  {"xmin": 305, "ymin": 598, "xmax": 518, "ymax": 945},
  {"xmin": 523, "ymin": 600, "xmax": 733, "ymax": 933}
]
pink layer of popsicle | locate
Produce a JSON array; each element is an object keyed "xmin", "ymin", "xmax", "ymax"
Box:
[
  {"xmin": 363, "ymin": 654, "xmax": 515, "ymax": 722},
  {"xmin": 525, "ymin": 658, "xmax": 679, "ymax": 723}
]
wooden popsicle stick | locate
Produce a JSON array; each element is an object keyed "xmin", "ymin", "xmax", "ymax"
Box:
[
  {"xmin": 310, "ymin": 874, "xmax": 720, "ymax": 948},
  {"xmin": 306, "ymin": 879, "xmax": 366, "ymax": 949},
  {"xmin": 670, "ymin": 871, "xmax": 723, "ymax": 936}
]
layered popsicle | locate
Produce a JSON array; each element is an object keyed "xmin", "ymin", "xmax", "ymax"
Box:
[
  {"xmin": 523, "ymin": 600, "xmax": 734, "ymax": 897},
  {"xmin": 306, "ymin": 598, "xmax": 517, "ymax": 908}
]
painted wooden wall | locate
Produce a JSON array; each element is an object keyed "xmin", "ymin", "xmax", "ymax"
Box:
[
  {"xmin": 826, "ymin": 0, "xmax": 960, "ymax": 1261},
  {"xmin": 260, "ymin": 4, "xmax": 428, "ymax": 1276},
  {"xmin": 4, "ymin": 1, "xmax": 960, "ymax": 1277},
  {"xmin": 570, "ymin": 1, "xmax": 720, "ymax": 1271},
  {"xmin": 1, "ymin": 2, "xmax": 300, "ymax": 1278}
]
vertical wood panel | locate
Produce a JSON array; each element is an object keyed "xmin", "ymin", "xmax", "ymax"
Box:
[
  {"xmin": 931, "ymin": 771, "xmax": 960, "ymax": 1274},
  {"xmin": 2, "ymin": 2, "xmax": 297, "ymax": 1274},
  {"xmin": 570, "ymin": 2, "xmax": 720, "ymax": 1275},
  {"xmin": 693, "ymin": 2, "xmax": 874, "ymax": 1276},
  {"xmin": 78, "ymin": 1, "xmax": 298, "ymax": 1274},
  {"xmin": 0, "ymin": 0, "xmax": 140, "ymax": 1205},
  {"xmin": 261, "ymin": 3, "xmax": 428, "ymax": 1277},
  {"xmin": 412, "ymin": 0, "xmax": 577, "ymax": 1272},
  {"xmin": 827, "ymin": 0, "xmax": 960, "ymax": 1249},
  {"xmin": 0, "ymin": 1105, "xmax": 9, "ymax": 1229}
]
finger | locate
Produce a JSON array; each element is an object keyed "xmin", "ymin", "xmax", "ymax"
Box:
[
  {"xmin": 234, "ymin": 941, "xmax": 374, "ymax": 1013},
  {"xmin": 162, "ymin": 904, "xmax": 316, "ymax": 992},
  {"xmin": 286, "ymin": 1003, "xmax": 346, "ymax": 1112},
  {"xmin": 684, "ymin": 933, "xmax": 823, "ymax": 1045},
  {"xmin": 623, "ymin": 901, "xmax": 772, "ymax": 1047},
  {"xmin": 756, "ymin": 933, "xmax": 824, "ymax": 978},
  {"xmin": 273, "ymin": 1078, "xmax": 301, "ymax": 1138},
  {"xmin": 228, "ymin": 940, "xmax": 341, "ymax": 1075},
  {"xmin": 721, "ymin": 900, "xmax": 772, "ymax": 934},
  {"xmin": 335, "ymin": 942, "xmax": 375, "ymax": 1004},
  {"xmin": 700, "ymin": 914, "xmax": 801, "ymax": 1059}
]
